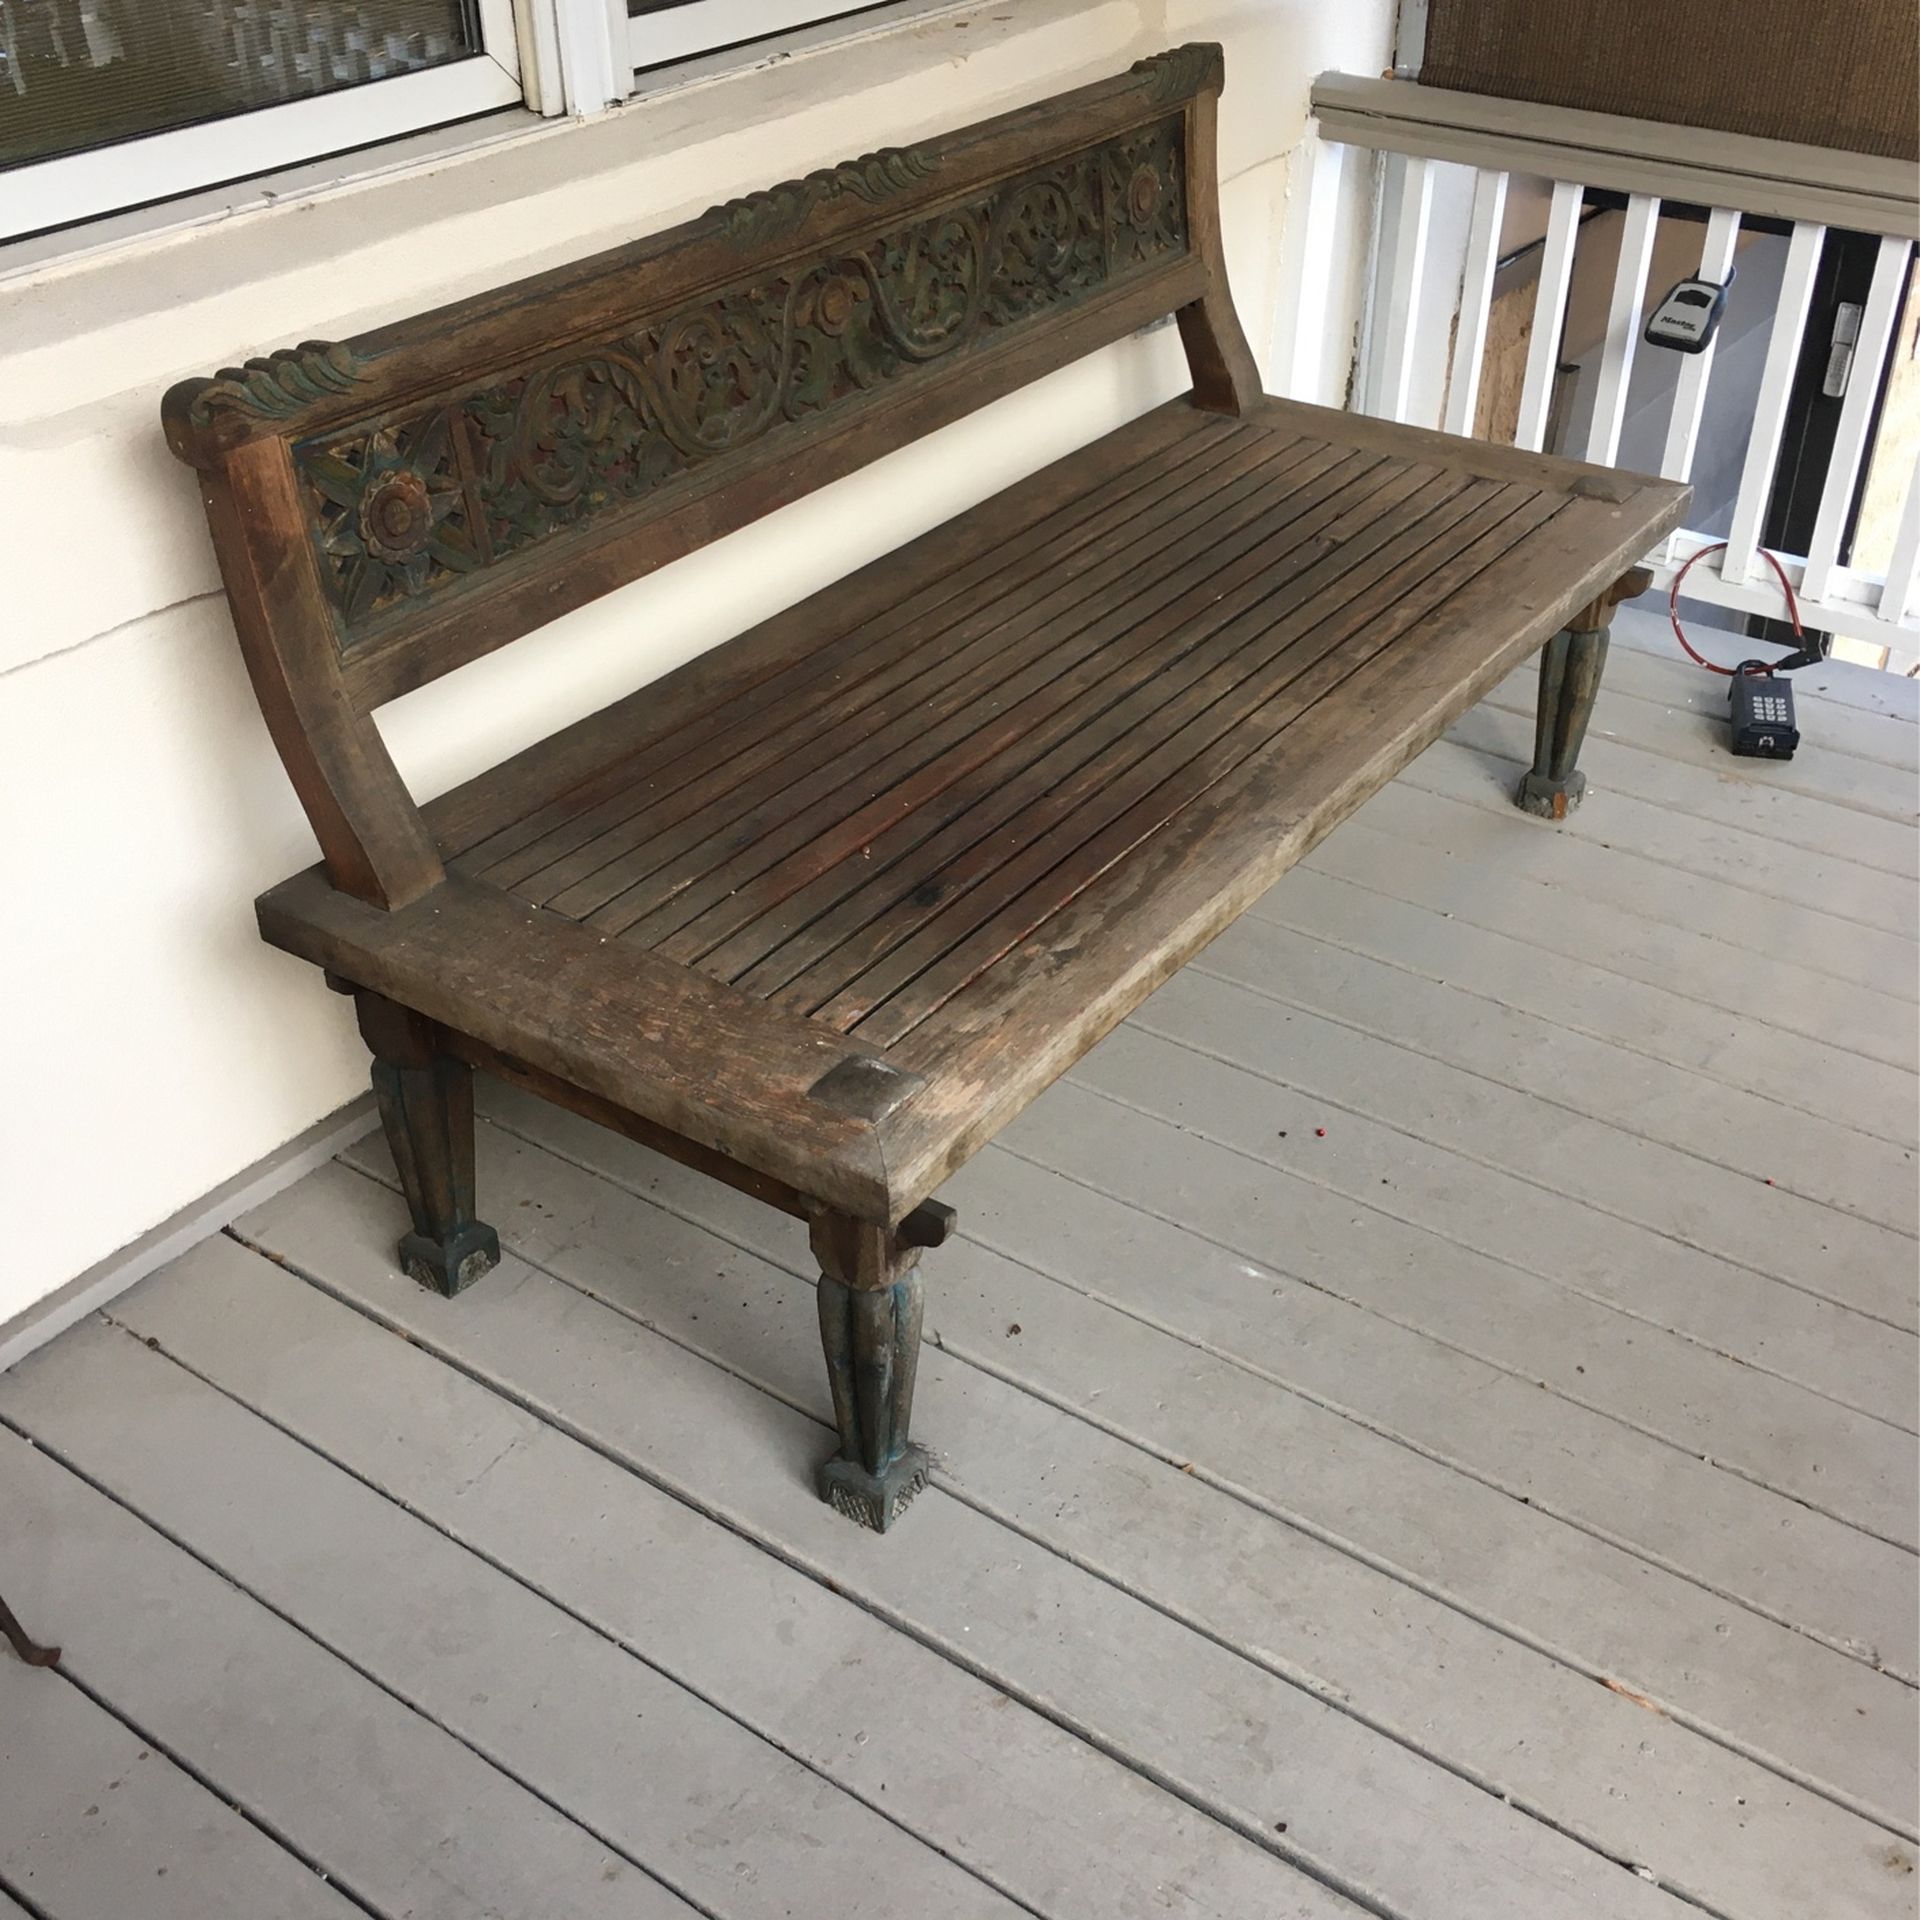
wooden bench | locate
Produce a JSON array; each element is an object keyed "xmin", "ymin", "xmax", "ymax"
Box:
[{"xmin": 163, "ymin": 44, "xmax": 1688, "ymax": 1531}]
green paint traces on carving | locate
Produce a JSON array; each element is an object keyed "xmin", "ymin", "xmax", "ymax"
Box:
[
  {"xmin": 189, "ymin": 342, "xmax": 367, "ymax": 426},
  {"xmin": 707, "ymin": 146, "xmax": 940, "ymax": 248},
  {"xmin": 296, "ymin": 116, "xmax": 1191, "ymax": 644}
]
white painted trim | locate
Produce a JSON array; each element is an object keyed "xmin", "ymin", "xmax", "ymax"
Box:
[
  {"xmin": 630, "ymin": 0, "xmax": 881, "ymax": 68},
  {"xmin": 1514, "ymin": 180, "xmax": 1582, "ymax": 454},
  {"xmin": 1800, "ymin": 234, "xmax": 1914, "ymax": 604},
  {"xmin": 1442, "ymin": 165, "xmax": 1505, "ymax": 438},
  {"xmin": 1656, "ymin": 529, "xmax": 1917, "ymax": 650},
  {"xmin": 477, "ymin": 0, "xmax": 527, "ymax": 82},
  {"xmin": 1366, "ymin": 152, "xmax": 1432, "ymax": 423},
  {"xmin": 1583, "ymin": 191, "xmax": 1659, "ymax": 465},
  {"xmin": 515, "ymin": 0, "xmax": 571, "ymax": 113},
  {"xmin": 1, "ymin": 52, "xmax": 523, "ymax": 243},
  {"xmin": 1310, "ymin": 73, "xmax": 1918, "ymax": 238},
  {"xmin": 0, "ymin": 1096, "xmax": 379, "ymax": 1376},
  {"xmin": 1722, "ymin": 219, "xmax": 1825, "ymax": 586},
  {"xmin": 624, "ymin": 0, "xmax": 972, "ymax": 99},
  {"xmin": 0, "ymin": 0, "xmax": 970, "ymax": 278},
  {"xmin": 0, "ymin": 107, "xmax": 544, "ymax": 282},
  {"xmin": 1275, "ymin": 132, "xmax": 1348, "ymax": 404},
  {"xmin": 1658, "ymin": 206, "xmax": 1741, "ymax": 489},
  {"xmin": 555, "ymin": 0, "xmax": 631, "ymax": 110},
  {"xmin": 1879, "ymin": 453, "xmax": 1920, "ymax": 624}
]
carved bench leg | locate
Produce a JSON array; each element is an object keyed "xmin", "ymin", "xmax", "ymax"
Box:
[
  {"xmin": 1515, "ymin": 566, "xmax": 1652, "ymax": 821},
  {"xmin": 809, "ymin": 1203, "xmax": 952, "ymax": 1532},
  {"xmin": 355, "ymin": 993, "xmax": 500, "ymax": 1297}
]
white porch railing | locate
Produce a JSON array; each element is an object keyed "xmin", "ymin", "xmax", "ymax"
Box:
[{"xmin": 1286, "ymin": 76, "xmax": 1920, "ymax": 665}]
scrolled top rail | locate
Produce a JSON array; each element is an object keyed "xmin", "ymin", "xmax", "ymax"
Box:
[{"xmin": 162, "ymin": 43, "xmax": 1228, "ymax": 467}]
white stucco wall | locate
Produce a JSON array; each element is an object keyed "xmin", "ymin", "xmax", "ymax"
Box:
[{"xmin": 0, "ymin": 0, "xmax": 1392, "ymax": 1325}]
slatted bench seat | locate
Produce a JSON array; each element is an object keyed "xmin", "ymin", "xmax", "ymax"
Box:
[{"xmin": 164, "ymin": 44, "xmax": 1688, "ymax": 1531}]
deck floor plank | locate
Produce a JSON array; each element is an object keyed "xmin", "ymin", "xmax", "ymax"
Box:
[
  {"xmin": 1116, "ymin": 972, "xmax": 1915, "ymax": 1328},
  {"xmin": 958, "ymin": 1096, "xmax": 1915, "ymax": 1530},
  {"xmin": 1256, "ymin": 865, "xmax": 1918, "ymax": 1148},
  {"xmin": 238, "ymin": 1159, "xmax": 1704, "ymax": 1920},
  {"xmin": 0, "ymin": 1638, "xmax": 363, "ymax": 1920},
  {"xmin": 432, "ymin": 1121, "xmax": 1920, "ymax": 1920},
  {"xmin": 1193, "ymin": 912, "xmax": 1916, "ymax": 1235},
  {"xmin": 98, "ymin": 1231, "xmax": 1361, "ymax": 1920},
  {"xmin": 0, "ymin": 1303, "xmax": 1038, "ymax": 1920},
  {"xmin": 1346, "ymin": 779, "xmax": 1920, "ymax": 1010},
  {"xmin": 1422, "ymin": 719, "xmax": 1920, "ymax": 932},
  {"xmin": 399, "ymin": 1105, "xmax": 1918, "ymax": 1817},
  {"xmin": 1060, "ymin": 1022, "xmax": 1917, "ymax": 1425},
  {"xmin": 5, "ymin": 653, "xmax": 1915, "ymax": 1919},
  {"xmin": 0, "ymin": 1425, "xmax": 696, "ymax": 1920},
  {"xmin": 1462, "ymin": 694, "xmax": 1920, "ymax": 866},
  {"xmin": 1299, "ymin": 813, "xmax": 1917, "ymax": 1074}
]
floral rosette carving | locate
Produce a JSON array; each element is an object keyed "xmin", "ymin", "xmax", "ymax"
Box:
[{"xmin": 303, "ymin": 412, "xmax": 478, "ymax": 623}]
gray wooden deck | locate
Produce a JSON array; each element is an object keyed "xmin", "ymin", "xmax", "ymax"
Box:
[{"xmin": 4, "ymin": 614, "xmax": 1916, "ymax": 1920}]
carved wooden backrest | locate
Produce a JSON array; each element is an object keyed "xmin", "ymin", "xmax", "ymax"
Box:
[{"xmin": 163, "ymin": 44, "xmax": 1256, "ymax": 909}]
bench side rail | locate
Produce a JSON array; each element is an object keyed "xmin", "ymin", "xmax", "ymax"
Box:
[{"xmin": 163, "ymin": 44, "xmax": 1256, "ymax": 910}]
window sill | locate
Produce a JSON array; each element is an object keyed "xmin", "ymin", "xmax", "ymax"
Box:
[
  {"xmin": 1, "ymin": 0, "xmax": 1150, "ymax": 409},
  {"xmin": 0, "ymin": 0, "xmax": 981, "ymax": 283}
]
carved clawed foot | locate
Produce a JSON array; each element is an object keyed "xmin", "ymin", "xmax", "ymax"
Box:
[
  {"xmin": 1516, "ymin": 567, "xmax": 1650, "ymax": 821},
  {"xmin": 810, "ymin": 1203, "xmax": 951, "ymax": 1532}
]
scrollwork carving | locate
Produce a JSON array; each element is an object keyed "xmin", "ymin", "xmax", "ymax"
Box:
[
  {"xmin": 298, "ymin": 118, "xmax": 1189, "ymax": 641},
  {"xmin": 189, "ymin": 341, "xmax": 367, "ymax": 425},
  {"xmin": 1129, "ymin": 42, "xmax": 1223, "ymax": 106},
  {"xmin": 709, "ymin": 146, "xmax": 939, "ymax": 248}
]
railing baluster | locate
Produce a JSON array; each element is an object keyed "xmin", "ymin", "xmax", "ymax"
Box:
[
  {"xmin": 1443, "ymin": 167, "xmax": 1508, "ymax": 437},
  {"xmin": 1279, "ymin": 135, "xmax": 1349, "ymax": 404},
  {"xmin": 1367, "ymin": 152, "xmax": 1434, "ymax": 423},
  {"xmin": 1876, "ymin": 453, "xmax": 1920, "ymax": 624},
  {"xmin": 1583, "ymin": 191, "xmax": 1660, "ymax": 464},
  {"xmin": 1722, "ymin": 220, "xmax": 1826, "ymax": 586},
  {"xmin": 1800, "ymin": 234, "xmax": 1914, "ymax": 604},
  {"xmin": 1514, "ymin": 180, "xmax": 1583, "ymax": 453},
  {"xmin": 1659, "ymin": 207, "xmax": 1742, "ymax": 489}
]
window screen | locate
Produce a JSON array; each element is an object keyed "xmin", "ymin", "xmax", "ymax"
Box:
[{"xmin": 0, "ymin": 0, "xmax": 484, "ymax": 170}]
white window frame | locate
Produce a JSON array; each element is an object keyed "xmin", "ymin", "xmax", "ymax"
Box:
[
  {"xmin": 0, "ymin": 0, "xmax": 896, "ymax": 245},
  {"xmin": 628, "ymin": 0, "xmax": 881, "ymax": 69},
  {"xmin": 0, "ymin": 0, "xmax": 532, "ymax": 242}
]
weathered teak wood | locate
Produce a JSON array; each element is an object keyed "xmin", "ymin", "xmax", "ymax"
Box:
[
  {"xmin": 1517, "ymin": 564, "xmax": 1656, "ymax": 819},
  {"xmin": 165, "ymin": 43, "xmax": 1690, "ymax": 1530},
  {"xmin": 810, "ymin": 1208, "xmax": 947, "ymax": 1531},
  {"xmin": 353, "ymin": 991, "xmax": 500, "ymax": 1294}
]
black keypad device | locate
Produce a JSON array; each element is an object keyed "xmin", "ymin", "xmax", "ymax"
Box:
[{"xmin": 1728, "ymin": 672, "xmax": 1799, "ymax": 759}]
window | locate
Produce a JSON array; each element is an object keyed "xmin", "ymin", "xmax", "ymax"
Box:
[
  {"xmin": 628, "ymin": 1, "xmax": 886, "ymax": 69},
  {"xmin": 0, "ymin": 0, "xmax": 524, "ymax": 238},
  {"xmin": 0, "ymin": 0, "xmax": 877, "ymax": 244}
]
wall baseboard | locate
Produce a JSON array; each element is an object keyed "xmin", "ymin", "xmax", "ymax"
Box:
[{"xmin": 0, "ymin": 1095, "xmax": 380, "ymax": 1375}]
